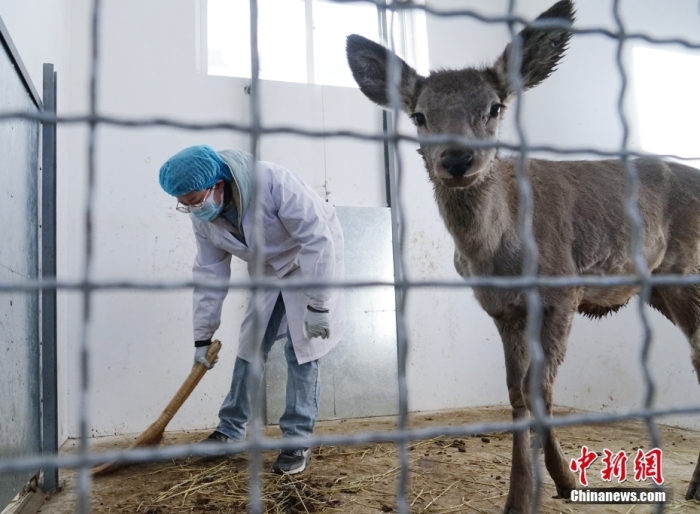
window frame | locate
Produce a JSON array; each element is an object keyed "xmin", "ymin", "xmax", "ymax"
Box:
[{"xmin": 199, "ymin": 0, "xmax": 428, "ymax": 87}]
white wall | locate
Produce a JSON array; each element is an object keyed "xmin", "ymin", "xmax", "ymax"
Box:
[{"xmin": 4, "ymin": 0, "xmax": 700, "ymax": 440}]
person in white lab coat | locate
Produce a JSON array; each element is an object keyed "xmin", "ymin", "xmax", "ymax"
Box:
[{"xmin": 159, "ymin": 145, "xmax": 346, "ymax": 474}]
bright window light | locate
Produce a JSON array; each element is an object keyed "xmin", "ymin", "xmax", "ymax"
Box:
[
  {"xmin": 206, "ymin": 0, "xmax": 428, "ymax": 87},
  {"xmin": 633, "ymin": 46, "xmax": 700, "ymax": 169},
  {"xmin": 312, "ymin": 0, "xmax": 379, "ymax": 87},
  {"xmin": 207, "ymin": 0, "xmax": 307, "ymax": 83}
]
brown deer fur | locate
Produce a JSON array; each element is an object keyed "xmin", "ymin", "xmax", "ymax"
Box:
[{"xmin": 346, "ymin": 1, "xmax": 700, "ymax": 512}]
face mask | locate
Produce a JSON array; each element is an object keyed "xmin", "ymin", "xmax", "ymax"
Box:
[{"xmin": 190, "ymin": 189, "xmax": 223, "ymax": 221}]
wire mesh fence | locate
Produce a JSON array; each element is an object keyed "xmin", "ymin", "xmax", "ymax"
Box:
[{"xmin": 2, "ymin": 1, "xmax": 700, "ymax": 513}]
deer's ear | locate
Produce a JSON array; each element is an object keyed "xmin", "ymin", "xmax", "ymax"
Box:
[
  {"xmin": 490, "ymin": 0, "xmax": 574, "ymax": 101},
  {"xmin": 346, "ymin": 34, "xmax": 423, "ymax": 113}
]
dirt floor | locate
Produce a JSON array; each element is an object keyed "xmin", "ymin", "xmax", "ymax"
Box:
[{"xmin": 37, "ymin": 407, "xmax": 700, "ymax": 514}]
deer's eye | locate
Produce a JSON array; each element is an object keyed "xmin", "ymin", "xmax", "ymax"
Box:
[
  {"xmin": 489, "ymin": 103, "xmax": 504, "ymax": 119},
  {"xmin": 411, "ymin": 112, "xmax": 427, "ymax": 127}
]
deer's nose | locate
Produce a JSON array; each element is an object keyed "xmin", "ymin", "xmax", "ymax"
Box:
[{"xmin": 441, "ymin": 150, "xmax": 474, "ymax": 178}]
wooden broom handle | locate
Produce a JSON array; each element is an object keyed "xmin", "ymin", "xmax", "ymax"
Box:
[{"xmin": 133, "ymin": 340, "xmax": 222, "ymax": 446}]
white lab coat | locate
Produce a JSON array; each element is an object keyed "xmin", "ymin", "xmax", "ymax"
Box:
[{"xmin": 191, "ymin": 161, "xmax": 346, "ymax": 364}]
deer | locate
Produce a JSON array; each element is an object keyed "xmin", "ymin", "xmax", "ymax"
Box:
[{"xmin": 346, "ymin": 1, "xmax": 700, "ymax": 512}]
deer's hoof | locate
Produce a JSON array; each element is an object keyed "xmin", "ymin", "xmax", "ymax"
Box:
[
  {"xmin": 503, "ymin": 499, "xmax": 529, "ymax": 514},
  {"xmin": 554, "ymin": 483, "xmax": 573, "ymax": 499},
  {"xmin": 686, "ymin": 460, "xmax": 700, "ymax": 501}
]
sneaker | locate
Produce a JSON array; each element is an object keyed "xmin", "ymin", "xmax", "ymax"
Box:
[
  {"xmin": 271, "ymin": 448, "xmax": 312, "ymax": 475},
  {"xmin": 201, "ymin": 430, "xmax": 234, "ymax": 443},
  {"xmin": 195, "ymin": 431, "xmax": 235, "ymax": 460}
]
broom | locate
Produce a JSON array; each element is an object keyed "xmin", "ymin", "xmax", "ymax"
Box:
[{"xmin": 92, "ymin": 340, "xmax": 222, "ymax": 476}]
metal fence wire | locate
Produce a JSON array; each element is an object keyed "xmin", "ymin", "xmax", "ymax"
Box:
[{"xmin": 2, "ymin": 1, "xmax": 700, "ymax": 513}]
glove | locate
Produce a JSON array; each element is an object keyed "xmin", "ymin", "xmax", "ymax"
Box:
[
  {"xmin": 304, "ymin": 307, "xmax": 330, "ymax": 339},
  {"xmin": 194, "ymin": 342, "xmax": 218, "ymax": 369}
]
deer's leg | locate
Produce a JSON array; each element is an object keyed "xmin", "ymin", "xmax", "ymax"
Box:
[
  {"xmin": 495, "ymin": 318, "xmax": 533, "ymax": 514},
  {"xmin": 677, "ymin": 323, "xmax": 700, "ymax": 501},
  {"xmin": 523, "ymin": 303, "xmax": 577, "ymax": 499},
  {"xmin": 686, "ymin": 321, "xmax": 700, "ymax": 501},
  {"xmin": 650, "ymin": 286, "xmax": 700, "ymax": 500},
  {"xmin": 647, "ymin": 285, "xmax": 700, "ymax": 500}
]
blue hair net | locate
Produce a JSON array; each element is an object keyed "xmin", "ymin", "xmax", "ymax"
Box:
[{"xmin": 158, "ymin": 145, "xmax": 233, "ymax": 196}]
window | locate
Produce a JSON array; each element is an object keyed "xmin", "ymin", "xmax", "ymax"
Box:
[
  {"xmin": 632, "ymin": 46, "xmax": 700, "ymax": 169},
  {"xmin": 205, "ymin": 0, "xmax": 428, "ymax": 87}
]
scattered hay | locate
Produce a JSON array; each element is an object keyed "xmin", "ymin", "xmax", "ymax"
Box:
[
  {"xmin": 135, "ymin": 438, "xmax": 472, "ymax": 514},
  {"xmin": 46, "ymin": 408, "xmax": 700, "ymax": 513},
  {"xmin": 140, "ymin": 461, "xmax": 338, "ymax": 513}
]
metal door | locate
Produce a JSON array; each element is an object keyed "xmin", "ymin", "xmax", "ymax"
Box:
[{"xmin": 265, "ymin": 206, "xmax": 399, "ymax": 422}]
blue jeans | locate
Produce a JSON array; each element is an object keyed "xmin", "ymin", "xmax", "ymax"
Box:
[{"xmin": 216, "ymin": 293, "xmax": 320, "ymax": 443}]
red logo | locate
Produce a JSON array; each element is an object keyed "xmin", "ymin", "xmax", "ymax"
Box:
[
  {"xmin": 569, "ymin": 446, "xmax": 598, "ymax": 486},
  {"xmin": 601, "ymin": 449, "xmax": 628, "ymax": 483},
  {"xmin": 570, "ymin": 447, "xmax": 664, "ymax": 486},
  {"xmin": 633, "ymin": 448, "xmax": 664, "ymax": 485}
]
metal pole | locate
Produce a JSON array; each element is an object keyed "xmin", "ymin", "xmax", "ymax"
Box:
[
  {"xmin": 41, "ymin": 62, "xmax": 59, "ymax": 494},
  {"xmin": 378, "ymin": 3, "xmax": 392, "ymax": 208},
  {"xmin": 378, "ymin": 3, "xmax": 411, "ymax": 512}
]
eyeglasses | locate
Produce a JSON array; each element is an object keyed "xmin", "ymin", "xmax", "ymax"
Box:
[{"xmin": 175, "ymin": 186, "xmax": 214, "ymax": 213}]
